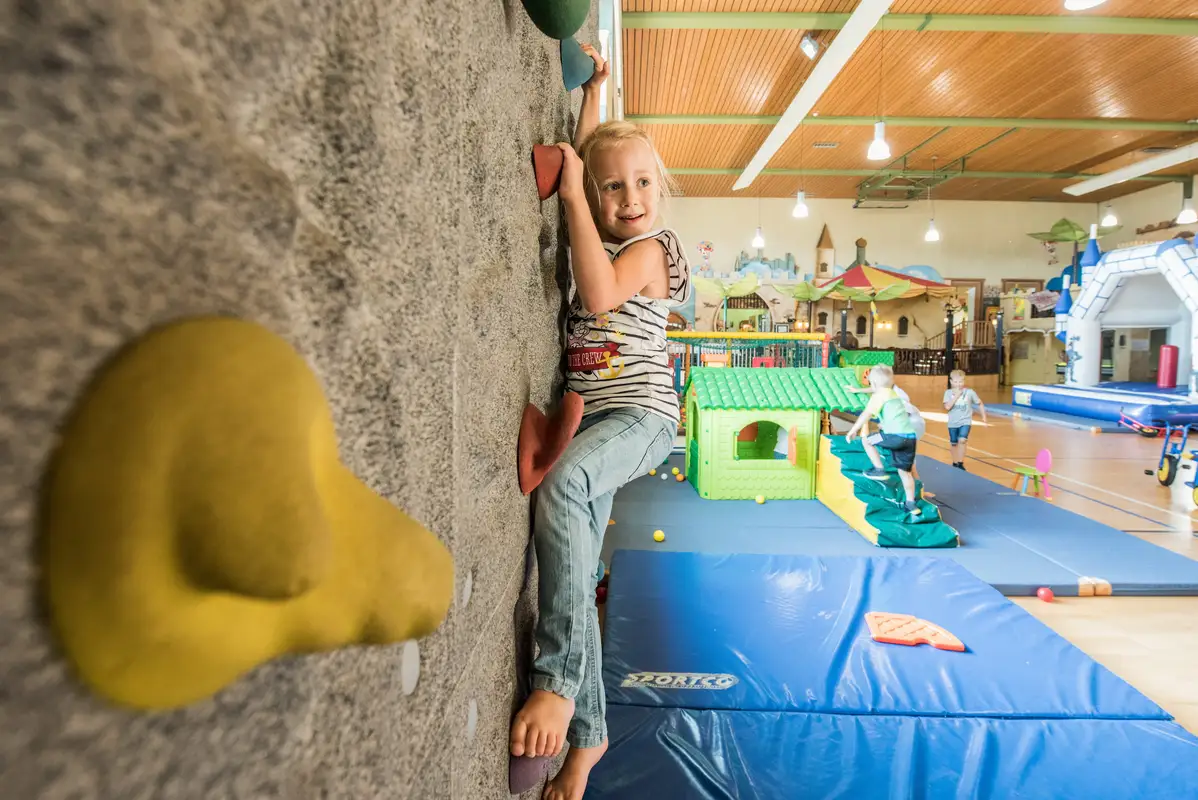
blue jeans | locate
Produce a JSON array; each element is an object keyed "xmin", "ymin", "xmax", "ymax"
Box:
[{"xmin": 531, "ymin": 407, "xmax": 675, "ymax": 748}]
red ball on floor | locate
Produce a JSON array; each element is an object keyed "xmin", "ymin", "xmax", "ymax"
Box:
[
  {"xmin": 596, "ymin": 585, "xmax": 608, "ymax": 604},
  {"xmin": 1037, "ymin": 587, "xmax": 1054, "ymax": 603}
]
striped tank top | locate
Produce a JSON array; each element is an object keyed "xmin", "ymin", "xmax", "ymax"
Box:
[{"xmin": 565, "ymin": 228, "xmax": 692, "ymax": 425}]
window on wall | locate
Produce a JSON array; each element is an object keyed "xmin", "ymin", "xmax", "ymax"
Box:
[
  {"xmin": 898, "ymin": 316, "xmax": 909, "ymax": 337},
  {"xmin": 855, "ymin": 315, "xmax": 867, "ymax": 335},
  {"xmin": 817, "ymin": 311, "xmax": 828, "ymax": 326}
]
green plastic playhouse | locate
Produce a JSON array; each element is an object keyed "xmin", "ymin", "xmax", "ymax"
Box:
[{"xmin": 683, "ymin": 367, "xmax": 866, "ymax": 500}]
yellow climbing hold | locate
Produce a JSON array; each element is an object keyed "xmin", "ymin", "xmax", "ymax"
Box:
[
  {"xmin": 756, "ymin": 495, "xmax": 765, "ymax": 504},
  {"xmin": 653, "ymin": 530, "xmax": 666, "ymax": 542},
  {"xmin": 41, "ymin": 317, "xmax": 454, "ymax": 710}
]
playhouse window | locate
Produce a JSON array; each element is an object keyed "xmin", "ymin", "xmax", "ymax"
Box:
[
  {"xmin": 898, "ymin": 316, "xmax": 909, "ymax": 336},
  {"xmin": 855, "ymin": 315, "xmax": 867, "ymax": 335},
  {"xmin": 734, "ymin": 420, "xmax": 784, "ymax": 461}
]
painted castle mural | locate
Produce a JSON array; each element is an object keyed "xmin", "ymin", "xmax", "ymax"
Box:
[{"xmin": 684, "ymin": 225, "xmax": 952, "ymax": 345}]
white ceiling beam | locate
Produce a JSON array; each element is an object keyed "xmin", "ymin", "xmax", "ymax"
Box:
[
  {"xmin": 1063, "ymin": 142, "xmax": 1198, "ymax": 196},
  {"xmin": 733, "ymin": 0, "xmax": 895, "ymax": 191}
]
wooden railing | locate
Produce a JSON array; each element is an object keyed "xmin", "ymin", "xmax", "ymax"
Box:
[
  {"xmin": 925, "ymin": 320, "xmax": 997, "ymax": 350},
  {"xmin": 893, "ymin": 347, "xmax": 999, "ymax": 376}
]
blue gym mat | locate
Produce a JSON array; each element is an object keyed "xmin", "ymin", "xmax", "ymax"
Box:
[
  {"xmin": 590, "ymin": 707, "xmax": 1198, "ymax": 799},
  {"xmin": 985, "ymin": 403, "xmax": 1134, "ymax": 433},
  {"xmin": 603, "ymin": 551, "xmax": 1165, "ymax": 719},
  {"xmin": 589, "ymin": 550, "xmax": 1198, "ymax": 799},
  {"xmin": 602, "ymin": 454, "xmax": 1198, "ymax": 596}
]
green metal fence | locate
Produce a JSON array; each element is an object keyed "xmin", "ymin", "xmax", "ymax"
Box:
[{"xmin": 667, "ymin": 332, "xmax": 831, "ymax": 393}]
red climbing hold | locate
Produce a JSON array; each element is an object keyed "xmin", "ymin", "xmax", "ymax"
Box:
[
  {"xmin": 518, "ymin": 391, "xmax": 584, "ymax": 495},
  {"xmin": 532, "ymin": 144, "xmax": 564, "ymax": 202}
]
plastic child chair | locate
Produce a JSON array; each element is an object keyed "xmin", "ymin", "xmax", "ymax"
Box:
[
  {"xmin": 1012, "ymin": 448, "xmax": 1053, "ymax": 501},
  {"xmin": 751, "ymin": 357, "xmax": 776, "ymax": 368}
]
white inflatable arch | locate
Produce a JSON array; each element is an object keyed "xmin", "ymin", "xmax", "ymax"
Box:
[{"xmin": 1066, "ymin": 239, "xmax": 1198, "ymax": 397}]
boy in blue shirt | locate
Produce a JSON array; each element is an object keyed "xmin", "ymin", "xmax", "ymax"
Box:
[
  {"xmin": 845, "ymin": 365, "xmax": 921, "ymax": 516},
  {"xmin": 943, "ymin": 369, "xmax": 986, "ymax": 470}
]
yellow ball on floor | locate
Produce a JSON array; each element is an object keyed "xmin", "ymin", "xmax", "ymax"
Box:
[
  {"xmin": 649, "ymin": 469, "xmax": 657, "ymax": 476},
  {"xmin": 671, "ymin": 467, "xmax": 680, "ymax": 475},
  {"xmin": 755, "ymin": 495, "xmax": 765, "ymax": 504},
  {"xmin": 653, "ymin": 530, "xmax": 665, "ymax": 542}
]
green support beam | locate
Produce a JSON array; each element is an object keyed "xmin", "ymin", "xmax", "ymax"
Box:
[
  {"xmin": 627, "ymin": 115, "xmax": 1198, "ymax": 133},
  {"xmin": 622, "ymin": 12, "xmax": 1198, "ymax": 37},
  {"xmin": 669, "ymin": 168, "xmax": 1183, "ymax": 183}
]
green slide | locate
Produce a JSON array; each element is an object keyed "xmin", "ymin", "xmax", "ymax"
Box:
[{"xmin": 829, "ymin": 436, "xmax": 960, "ymax": 548}]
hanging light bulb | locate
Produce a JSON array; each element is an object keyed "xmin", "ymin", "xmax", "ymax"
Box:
[
  {"xmin": 867, "ymin": 121, "xmax": 891, "ymax": 161},
  {"xmin": 792, "ymin": 190, "xmax": 809, "ymax": 219},
  {"xmin": 752, "ymin": 226, "xmax": 765, "ymax": 249},
  {"xmin": 1101, "ymin": 203, "xmax": 1118, "ymax": 227},
  {"xmin": 1179, "ymin": 199, "xmax": 1197, "ymax": 226},
  {"xmin": 923, "ymin": 155, "xmax": 940, "ymax": 243}
]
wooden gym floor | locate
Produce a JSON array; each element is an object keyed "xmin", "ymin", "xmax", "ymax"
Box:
[{"xmin": 905, "ymin": 384, "xmax": 1198, "ymax": 734}]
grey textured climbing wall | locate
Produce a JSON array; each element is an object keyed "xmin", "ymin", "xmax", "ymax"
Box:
[{"xmin": 0, "ymin": 0, "xmax": 592, "ymax": 796}]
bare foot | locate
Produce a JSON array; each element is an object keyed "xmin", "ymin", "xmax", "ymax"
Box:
[
  {"xmin": 543, "ymin": 740, "xmax": 609, "ymax": 800},
  {"xmin": 510, "ymin": 689, "xmax": 575, "ymax": 758}
]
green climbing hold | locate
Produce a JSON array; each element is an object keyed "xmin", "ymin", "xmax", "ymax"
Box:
[
  {"xmin": 521, "ymin": 0, "xmax": 588, "ymax": 40},
  {"xmin": 561, "ymin": 37, "xmax": 596, "ymax": 91}
]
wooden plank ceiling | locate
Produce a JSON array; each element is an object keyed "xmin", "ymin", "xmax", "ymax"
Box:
[{"xmin": 622, "ymin": 0, "xmax": 1198, "ymax": 201}]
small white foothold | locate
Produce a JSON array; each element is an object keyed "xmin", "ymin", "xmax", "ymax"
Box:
[
  {"xmin": 400, "ymin": 640, "xmax": 420, "ymax": 696},
  {"xmin": 461, "ymin": 570, "xmax": 473, "ymax": 609}
]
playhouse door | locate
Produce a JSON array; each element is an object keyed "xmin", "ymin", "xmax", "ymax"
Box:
[{"xmin": 789, "ymin": 410, "xmax": 820, "ymax": 497}]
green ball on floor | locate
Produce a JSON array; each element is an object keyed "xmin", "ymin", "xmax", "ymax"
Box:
[{"xmin": 521, "ymin": 0, "xmax": 588, "ymax": 40}]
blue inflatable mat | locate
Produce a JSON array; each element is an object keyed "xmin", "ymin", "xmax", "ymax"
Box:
[
  {"xmin": 587, "ymin": 706, "xmax": 1198, "ymax": 800},
  {"xmin": 603, "ymin": 550, "xmax": 1166, "ymax": 719},
  {"xmin": 985, "ymin": 402, "xmax": 1134, "ymax": 433},
  {"xmin": 923, "ymin": 459, "xmax": 1198, "ymax": 595}
]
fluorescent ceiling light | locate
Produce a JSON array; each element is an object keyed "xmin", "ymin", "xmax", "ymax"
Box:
[
  {"xmin": 1063, "ymin": 142, "xmax": 1198, "ymax": 196},
  {"xmin": 1064, "ymin": 0, "xmax": 1107, "ymax": 10},
  {"xmin": 800, "ymin": 35, "xmax": 820, "ymax": 60},
  {"xmin": 733, "ymin": 0, "xmax": 895, "ymax": 191}
]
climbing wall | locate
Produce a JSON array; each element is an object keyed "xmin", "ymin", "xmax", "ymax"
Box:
[{"xmin": 0, "ymin": 0, "xmax": 593, "ymax": 797}]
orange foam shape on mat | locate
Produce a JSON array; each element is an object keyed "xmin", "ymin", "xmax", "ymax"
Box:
[
  {"xmin": 518, "ymin": 392, "xmax": 584, "ymax": 495},
  {"xmin": 865, "ymin": 612, "xmax": 965, "ymax": 652}
]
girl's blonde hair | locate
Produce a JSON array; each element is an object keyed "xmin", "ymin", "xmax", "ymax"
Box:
[
  {"xmin": 577, "ymin": 121, "xmax": 677, "ymax": 210},
  {"xmin": 949, "ymin": 369, "xmax": 966, "ymax": 382}
]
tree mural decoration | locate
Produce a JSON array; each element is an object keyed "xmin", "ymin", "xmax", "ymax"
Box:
[
  {"xmin": 694, "ymin": 274, "xmax": 761, "ymax": 330},
  {"xmin": 1027, "ymin": 218, "xmax": 1122, "ymax": 283},
  {"xmin": 768, "ymin": 278, "xmax": 844, "ymax": 330}
]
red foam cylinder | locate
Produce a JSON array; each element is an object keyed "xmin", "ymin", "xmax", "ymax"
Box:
[{"xmin": 1158, "ymin": 344, "xmax": 1179, "ymax": 389}]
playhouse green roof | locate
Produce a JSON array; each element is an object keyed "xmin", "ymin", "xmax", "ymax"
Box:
[{"xmin": 686, "ymin": 368, "xmax": 868, "ymax": 412}]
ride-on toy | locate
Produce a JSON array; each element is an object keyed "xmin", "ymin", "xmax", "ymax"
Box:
[{"xmin": 1131, "ymin": 417, "xmax": 1198, "ymax": 502}]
